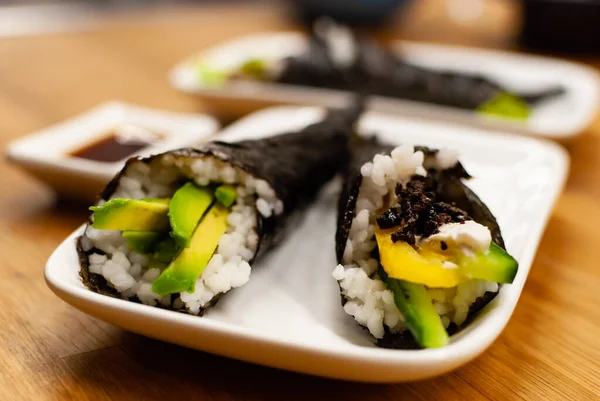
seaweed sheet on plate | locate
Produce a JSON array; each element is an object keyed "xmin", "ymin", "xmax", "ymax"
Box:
[
  {"xmin": 335, "ymin": 136, "xmax": 505, "ymax": 348},
  {"xmin": 276, "ymin": 23, "xmax": 563, "ymax": 112},
  {"xmin": 78, "ymin": 104, "xmax": 362, "ymax": 313}
]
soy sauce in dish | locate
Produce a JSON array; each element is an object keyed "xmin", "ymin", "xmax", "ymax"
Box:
[{"xmin": 70, "ymin": 125, "xmax": 162, "ymax": 162}]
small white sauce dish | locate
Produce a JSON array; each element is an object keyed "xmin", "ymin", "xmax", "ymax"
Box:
[{"xmin": 6, "ymin": 101, "xmax": 220, "ymax": 201}]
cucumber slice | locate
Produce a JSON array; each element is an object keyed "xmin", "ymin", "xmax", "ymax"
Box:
[
  {"xmin": 459, "ymin": 242, "xmax": 518, "ymax": 284},
  {"xmin": 379, "ymin": 267, "xmax": 449, "ymax": 348}
]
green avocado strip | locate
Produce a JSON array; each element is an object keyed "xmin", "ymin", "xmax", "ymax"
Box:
[
  {"xmin": 122, "ymin": 231, "xmax": 165, "ymax": 254},
  {"xmin": 240, "ymin": 58, "xmax": 267, "ymax": 79},
  {"xmin": 90, "ymin": 198, "xmax": 170, "ymax": 231},
  {"xmin": 153, "ymin": 237, "xmax": 181, "ymax": 263},
  {"xmin": 152, "ymin": 204, "xmax": 229, "ymax": 296},
  {"xmin": 477, "ymin": 92, "xmax": 531, "ymax": 121},
  {"xmin": 379, "ymin": 267, "xmax": 449, "ymax": 348},
  {"xmin": 195, "ymin": 64, "xmax": 228, "ymax": 86},
  {"xmin": 215, "ymin": 185, "xmax": 237, "ymax": 207},
  {"xmin": 140, "ymin": 198, "xmax": 171, "ymax": 205},
  {"xmin": 168, "ymin": 182, "xmax": 214, "ymax": 248}
]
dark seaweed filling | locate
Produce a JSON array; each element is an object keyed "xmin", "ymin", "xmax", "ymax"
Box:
[{"xmin": 375, "ymin": 175, "xmax": 471, "ymax": 246}]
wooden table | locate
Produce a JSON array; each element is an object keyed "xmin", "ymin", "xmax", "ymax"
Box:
[{"xmin": 1, "ymin": 1, "xmax": 599, "ymax": 400}]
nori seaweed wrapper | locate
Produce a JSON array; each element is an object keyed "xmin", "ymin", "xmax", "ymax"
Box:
[
  {"xmin": 276, "ymin": 24, "xmax": 563, "ymax": 110},
  {"xmin": 78, "ymin": 103, "xmax": 363, "ymax": 312},
  {"xmin": 335, "ymin": 136, "xmax": 505, "ymax": 349}
]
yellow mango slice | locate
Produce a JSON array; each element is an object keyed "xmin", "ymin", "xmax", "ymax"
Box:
[{"xmin": 374, "ymin": 227, "xmax": 465, "ymax": 288}]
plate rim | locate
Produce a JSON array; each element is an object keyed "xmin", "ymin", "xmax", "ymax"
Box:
[
  {"xmin": 44, "ymin": 106, "xmax": 570, "ymax": 382},
  {"xmin": 5, "ymin": 100, "xmax": 221, "ymax": 180}
]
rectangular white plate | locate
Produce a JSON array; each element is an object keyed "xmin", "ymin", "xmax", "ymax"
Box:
[
  {"xmin": 6, "ymin": 101, "xmax": 220, "ymax": 201},
  {"xmin": 45, "ymin": 106, "xmax": 569, "ymax": 382},
  {"xmin": 169, "ymin": 32, "xmax": 599, "ymax": 139}
]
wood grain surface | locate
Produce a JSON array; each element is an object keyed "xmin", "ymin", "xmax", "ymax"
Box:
[{"xmin": 1, "ymin": 1, "xmax": 599, "ymax": 400}]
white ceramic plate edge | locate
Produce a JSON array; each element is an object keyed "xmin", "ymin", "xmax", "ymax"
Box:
[
  {"xmin": 5, "ymin": 101, "xmax": 221, "ymax": 199},
  {"xmin": 45, "ymin": 107, "xmax": 570, "ymax": 382},
  {"xmin": 6, "ymin": 101, "xmax": 221, "ymax": 176}
]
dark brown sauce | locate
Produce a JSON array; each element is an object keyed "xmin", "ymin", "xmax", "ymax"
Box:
[{"xmin": 70, "ymin": 125, "xmax": 162, "ymax": 163}]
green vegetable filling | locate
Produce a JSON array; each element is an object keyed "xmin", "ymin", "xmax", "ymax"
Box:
[
  {"xmin": 240, "ymin": 58, "xmax": 267, "ymax": 79},
  {"xmin": 152, "ymin": 204, "xmax": 229, "ymax": 296},
  {"xmin": 153, "ymin": 238, "xmax": 181, "ymax": 263},
  {"xmin": 168, "ymin": 182, "xmax": 214, "ymax": 248},
  {"xmin": 195, "ymin": 63, "xmax": 228, "ymax": 86},
  {"xmin": 477, "ymin": 92, "xmax": 531, "ymax": 121},
  {"xmin": 215, "ymin": 185, "xmax": 237, "ymax": 207},
  {"xmin": 379, "ymin": 267, "xmax": 449, "ymax": 348},
  {"xmin": 376, "ymin": 240, "xmax": 517, "ymax": 349},
  {"xmin": 122, "ymin": 231, "xmax": 165, "ymax": 254},
  {"xmin": 458, "ymin": 242, "xmax": 518, "ymax": 283},
  {"xmin": 90, "ymin": 198, "xmax": 170, "ymax": 231},
  {"xmin": 89, "ymin": 181, "xmax": 238, "ymax": 296}
]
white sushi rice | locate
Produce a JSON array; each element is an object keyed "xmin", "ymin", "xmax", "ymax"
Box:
[
  {"xmin": 82, "ymin": 154, "xmax": 283, "ymax": 314},
  {"xmin": 333, "ymin": 146, "xmax": 499, "ymax": 339}
]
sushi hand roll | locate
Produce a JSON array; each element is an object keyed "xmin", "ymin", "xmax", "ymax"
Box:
[
  {"xmin": 332, "ymin": 137, "xmax": 518, "ymax": 348},
  {"xmin": 77, "ymin": 105, "xmax": 361, "ymax": 315},
  {"xmin": 221, "ymin": 20, "xmax": 563, "ymax": 120}
]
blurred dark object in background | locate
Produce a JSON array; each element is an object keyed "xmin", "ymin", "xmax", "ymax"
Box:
[
  {"xmin": 520, "ymin": 0, "xmax": 600, "ymax": 54},
  {"xmin": 289, "ymin": 0, "xmax": 412, "ymax": 26}
]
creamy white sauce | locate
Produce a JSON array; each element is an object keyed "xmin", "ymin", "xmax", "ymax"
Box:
[{"xmin": 421, "ymin": 221, "xmax": 491, "ymax": 253}]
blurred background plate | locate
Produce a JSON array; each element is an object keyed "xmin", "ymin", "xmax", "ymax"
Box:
[{"xmin": 169, "ymin": 32, "xmax": 600, "ymax": 140}]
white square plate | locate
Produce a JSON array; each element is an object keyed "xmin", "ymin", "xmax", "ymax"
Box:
[
  {"xmin": 45, "ymin": 106, "xmax": 569, "ymax": 382},
  {"xmin": 169, "ymin": 32, "xmax": 599, "ymax": 139},
  {"xmin": 6, "ymin": 101, "xmax": 220, "ymax": 201}
]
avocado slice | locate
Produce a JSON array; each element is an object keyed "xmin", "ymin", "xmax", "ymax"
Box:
[
  {"xmin": 168, "ymin": 182, "xmax": 214, "ymax": 248},
  {"xmin": 215, "ymin": 185, "xmax": 237, "ymax": 207},
  {"xmin": 153, "ymin": 237, "xmax": 181, "ymax": 263},
  {"xmin": 240, "ymin": 58, "xmax": 266, "ymax": 79},
  {"xmin": 379, "ymin": 267, "xmax": 449, "ymax": 348},
  {"xmin": 90, "ymin": 198, "xmax": 170, "ymax": 231},
  {"xmin": 122, "ymin": 231, "xmax": 165, "ymax": 254},
  {"xmin": 458, "ymin": 242, "xmax": 518, "ymax": 284},
  {"xmin": 477, "ymin": 92, "xmax": 530, "ymax": 121},
  {"xmin": 195, "ymin": 64, "xmax": 228, "ymax": 86},
  {"xmin": 152, "ymin": 204, "xmax": 229, "ymax": 296},
  {"xmin": 141, "ymin": 198, "xmax": 170, "ymax": 205}
]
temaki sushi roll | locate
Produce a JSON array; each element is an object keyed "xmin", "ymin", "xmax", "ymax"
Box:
[
  {"xmin": 226, "ymin": 20, "xmax": 563, "ymax": 121},
  {"xmin": 332, "ymin": 137, "xmax": 518, "ymax": 348},
  {"xmin": 77, "ymin": 105, "xmax": 361, "ymax": 315}
]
